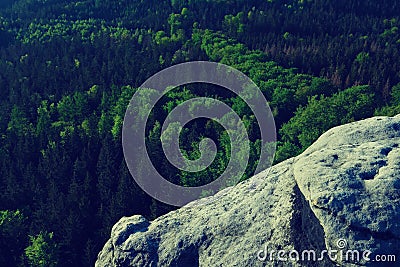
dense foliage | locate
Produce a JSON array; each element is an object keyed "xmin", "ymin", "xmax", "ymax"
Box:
[{"xmin": 1, "ymin": 0, "xmax": 400, "ymax": 266}]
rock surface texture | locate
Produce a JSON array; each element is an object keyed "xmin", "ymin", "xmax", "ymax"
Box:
[{"xmin": 96, "ymin": 115, "xmax": 400, "ymax": 267}]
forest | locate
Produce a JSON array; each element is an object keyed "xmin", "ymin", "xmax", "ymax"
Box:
[{"xmin": 1, "ymin": 0, "xmax": 400, "ymax": 266}]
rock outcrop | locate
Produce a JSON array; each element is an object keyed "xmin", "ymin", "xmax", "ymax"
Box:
[{"xmin": 96, "ymin": 115, "xmax": 400, "ymax": 266}]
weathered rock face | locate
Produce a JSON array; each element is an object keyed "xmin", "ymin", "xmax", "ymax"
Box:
[{"xmin": 96, "ymin": 115, "xmax": 400, "ymax": 267}]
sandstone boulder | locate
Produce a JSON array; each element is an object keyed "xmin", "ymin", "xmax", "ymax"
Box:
[{"xmin": 96, "ymin": 115, "xmax": 400, "ymax": 266}]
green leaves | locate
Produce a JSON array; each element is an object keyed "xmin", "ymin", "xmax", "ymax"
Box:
[
  {"xmin": 278, "ymin": 85, "xmax": 376, "ymax": 159},
  {"xmin": 7, "ymin": 105, "xmax": 33, "ymax": 137},
  {"xmin": 25, "ymin": 232, "xmax": 59, "ymax": 267},
  {"xmin": 57, "ymin": 92, "xmax": 89, "ymax": 123},
  {"xmin": 391, "ymin": 83, "xmax": 400, "ymax": 105},
  {"xmin": 223, "ymin": 12, "xmax": 246, "ymax": 36},
  {"xmin": 374, "ymin": 82, "xmax": 400, "ymax": 116},
  {"xmin": 355, "ymin": 52, "xmax": 370, "ymax": 64},
  {"xmin": 0, "ymin": 210, "xmax": 27, "ymax": 266}
]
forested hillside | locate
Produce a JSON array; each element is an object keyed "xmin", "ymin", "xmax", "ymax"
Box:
[{"xmin": 1, "ymin": 0, "xmax": 400, "ymax": 266}]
